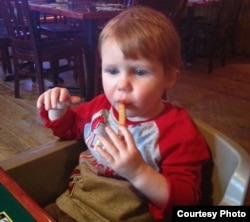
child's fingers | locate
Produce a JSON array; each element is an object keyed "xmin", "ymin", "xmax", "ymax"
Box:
[
  {"xmin": 36, "ymin": 88, "xmax": 71, "ymax": 110},
  {"xmin": 43, "ymin": 90, "xmax": 54, "ymax": 110},
  {"xmin": 36, "ymin": 88, "xmax": 80, "ymax": 111},
  {"xmin": 117, "ymin": 125, "xmax": 134, "ymax": 146},
  {"xmin": 36, "ymin": 94, "xmax": 45, "ymax": 109},
  {"xmin": 50, "ymin": 88, "xmax": 63, "ymax": 109}
]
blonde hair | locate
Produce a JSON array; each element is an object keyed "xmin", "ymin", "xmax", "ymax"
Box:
[{"xmin": 98, "ymin": 6, "xmax": 182, "ymax": 73}]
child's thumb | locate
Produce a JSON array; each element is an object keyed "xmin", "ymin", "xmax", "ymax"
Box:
[
  {"xmin": 70, "ymin": 96, "xmax": 81, "ymax": 104},
  {"xmin": 56, "ymin": 96, "xmax": 81, "ymax": 108}
]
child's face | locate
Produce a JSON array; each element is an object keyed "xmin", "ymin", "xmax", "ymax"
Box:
[{"xmin": 101, "ymin": 39, "xmax": 170, "ymax": 122}]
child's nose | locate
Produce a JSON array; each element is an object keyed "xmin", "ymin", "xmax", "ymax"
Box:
[{"xmin": 117, "ymin": 74, "xmax": 132, "ymax": 92}]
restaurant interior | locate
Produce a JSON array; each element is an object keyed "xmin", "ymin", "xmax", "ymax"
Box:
[{"xmin": 0, "ymin": 0, "xmax": 250, "ymax": 218}]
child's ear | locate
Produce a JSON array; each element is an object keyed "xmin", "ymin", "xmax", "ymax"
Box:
[{"xmin": 165, "ymin": 68, "xmax": 179, "ymax": 89}]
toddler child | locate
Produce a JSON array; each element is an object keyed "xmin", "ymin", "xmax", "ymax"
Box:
[{"xmin": 37, "ymin": 6, "xmax": 210, "ymax": 222}]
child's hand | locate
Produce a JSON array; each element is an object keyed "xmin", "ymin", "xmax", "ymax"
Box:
[
  {"xmin": 97, "ymin": 126, "xmax": 169, "ymax": 209},
  {"xmin": 36, "ymin": 87, "xmax": 81, "ymax": 120},
  {"xmin": 36, "ymin": 87, "xmax": 80, "ymax": 110},
  {"xmin": 96, "ymin": 126, "xmax": 148, "ymax": 181}
]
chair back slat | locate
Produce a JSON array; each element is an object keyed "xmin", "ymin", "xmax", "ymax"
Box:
[
  {"xmin": 182, "ymin": 0, "xmax": 244, "ymax": 73},
  {"xmin": 192, "ymin": 1, "xmax": 223, "ymax": 26},
  {"xmin": 218, "ymin": 0, "xmax": 243, "ymax": 28},
  {"xmin": 136, "ymin": 0, "xmax": 187, "ymax": 27},
  {"xmin": 1, "ymin": 0, "xmax": 86, "ymax": 98},
  {"xmin": 0, "ymin": 0, "xmax": 37, "ymax": 51},
  {"xmin": 165, "ymin": 0, "xmax": 187, "ymax": 27},
  {"xmin": 191, "ymin": 0, "xmax": 243, "ymax": 34}
]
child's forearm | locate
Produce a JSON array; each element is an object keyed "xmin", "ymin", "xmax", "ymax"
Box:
[{"xmin": 129, "ymin": 164, "xmax": 170, "ymax": 210}]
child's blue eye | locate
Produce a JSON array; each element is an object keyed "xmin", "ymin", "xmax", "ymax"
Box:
[
  {"xmin": 135, "ymin": 68, "xmax": 147, "ymax": 76},
  {"xmin": 108, "ymin": 68, "xmax": 119, "ymax": 75}
]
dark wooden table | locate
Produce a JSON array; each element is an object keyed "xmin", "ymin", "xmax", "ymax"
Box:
[{"xmin": 29, "ymin": 0, "xmax": 125, "ymax": 100}]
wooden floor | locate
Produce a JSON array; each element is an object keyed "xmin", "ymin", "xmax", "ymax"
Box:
[
  {"xmin": 169, "ymin": 57, "xmax": 250, "ymax": 154},
  {"xmin": 0, "ymin": 55, "xmax": 249, "ymax": 204}
]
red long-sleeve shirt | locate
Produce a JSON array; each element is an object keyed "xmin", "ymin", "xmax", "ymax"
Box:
[{"xmin": 40, "ymin": 94, "xmax": 210, "ymax": 220}]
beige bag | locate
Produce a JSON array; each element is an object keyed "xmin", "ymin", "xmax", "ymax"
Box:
[{"xmin": 56, "ymin": 156, "xmax": 153, "ymax": 222}]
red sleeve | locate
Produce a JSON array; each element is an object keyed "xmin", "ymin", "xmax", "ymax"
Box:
[
  {"xmin": 149, "ymin": 103, "xmax": 211, "ymax": 220},
  {"xmin": 39, "ymin": 94, "xmax": 110, "ymax": 141}
]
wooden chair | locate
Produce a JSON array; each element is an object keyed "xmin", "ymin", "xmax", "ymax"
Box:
[
  {"xmin": 40, "ymin": 14, "xmax": 85, "ymax": 41},
  {"xmin": 182, "ymin": 0, "xmax": 243, "ymax": 73},
  {"xmin": 164, "ymin": 0, "xmax": 187, "ymax": 28},
  {"xmin": 137, "ymin": 0, "xmax": 187, "ymax": 27},
  {"xmin": 39, "ymin": 0, "xmax": 88, "ymax": 39},
  {"xmin": 0, "ymin": 0, "xmax": 86, "ymax": 98}
]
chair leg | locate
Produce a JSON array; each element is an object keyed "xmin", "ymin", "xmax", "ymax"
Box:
[
  {"xmin": 208, "ymin": 39, "xmax": 216, "ymax": 74},
  {"xmin": 0, "ymin": 48, "xmax": 7, "ymax": 74},
  {"xmin": 75, "ymin": 52, "xmax": 85, "ymax": 98},
  {"xmin": 13, "ymin": 61, "xmax": 20, "ymax": 98},
  {"xmin": 94, "ymin": 52, "xmax": 102, "ymax": 97},
  {"xmin": 35, "ymin": 62, "xmax": 45, "ymax": 95},
  {"xmin": 188, "ymin": 37, "xmax": 196, "ymax": 64},
  {"xmin": 221, "ymin": 39, "xmax": 226, "ymax": 67},
  {"xmin": 4, "ymin": 46, "xmax": 12, "ymax": 74},
  {"xmin": 0, "ymin": 45, "xmax": 12, "ymax": 74},
  {"xmin": 208, "ymin": 57, "xmax": 213, "ymax": 74},
  {"xmin": 14, "ymin": 74, "xmax": 20, "ymax": 98},
  {"xmin": 50, "ymin": 60, "xmax": 59, "ymax": 87}
]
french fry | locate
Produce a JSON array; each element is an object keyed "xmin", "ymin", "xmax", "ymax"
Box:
[
  {"xmin": 118, "ymin": 103, "xmax": 126, "ymax": 125},
  {"xmin": 118, "ymin": 103, "xmax": 126, "ymax": 136}
]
